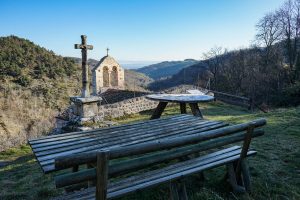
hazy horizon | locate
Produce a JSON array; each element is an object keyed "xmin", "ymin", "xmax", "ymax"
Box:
[{"xmin": 0, "ymin": 0, "xmax": 286, "ymax": 61}]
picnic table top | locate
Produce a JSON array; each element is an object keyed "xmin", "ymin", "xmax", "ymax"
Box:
[
  {"xmin": 146, "ymin": 94, "xmax": 214, "ymax": 103},
  {"xmin": 28, "ymin": 114, "xmax": 227, "ymax": 174}
]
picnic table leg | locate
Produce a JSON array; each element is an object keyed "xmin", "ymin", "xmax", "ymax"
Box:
[
  {"xmin": 87, "ymin": 163, "xmax": 95, "ymax": 187},
  {"xmin": 72, "ymin": 165, "xmax": 79, "ymax": 172},
  {"xmin": 189, "ymin": 103, "xmax": 203, "ymax": 118},
  {"xmin": 180, "ymin": 103, "xmax": 187, "ymax": 114},
  {"xmin": 150, "ymin": 102, "xmax": 168, "ymax": 120},
  {"xmin": 169, "ymin": 180, "xmax": 188, "ymax": 200}
]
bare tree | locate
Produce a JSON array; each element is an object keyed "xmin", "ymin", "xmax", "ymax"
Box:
[
  {"xmin": 202, "ymin": 46, "xmax": 226, "ymax": 90},
  {"xmin": 256, "ymin": 12, "xmax": 282, "ymax": 64},
  {"xmin": 256, "ymin": 13, "xmax": 282, "ymax": 48},
  {"xmin": 277, "ymin": 0, "xmax": 299, "ymax": 82}
]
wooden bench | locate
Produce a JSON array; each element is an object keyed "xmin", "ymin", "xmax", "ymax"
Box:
[{"xmin": 51, "ymin": 117, "xmax": 266, "ymax": 200}]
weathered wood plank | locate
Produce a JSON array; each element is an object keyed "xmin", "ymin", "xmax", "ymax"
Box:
[
  {"xmin": 55, "ymin": 151, "xmax": 257, "ymax": 200},
  {"xmin": 96, "ymin": 151, "xmax": 109, "ymax": 200},
  {"xmin": 40, "ymin": 121, "xmax": 225, "ymax": 162},
  {"xmin": 32, "ymin": 117, "xmax": 205, "ymax": 152},
  {"xmin": 236, "ymin": 122, "xmax": 254, "ymax": 179},
  {"xmin": 30, "ymin": 115, "xmax": 192, "ymax": 145},
  {"xmin": 55, "ymin": 130, "xmax": 264, "ymax": 188},
  {"xmin": 40, "ymin": 121, "xmax": 226, "ymax": 166},
  {"xmin": 42, "ymin": 121, "xmax": 228, "ymax": 173},
  {"xmin": 55, "ymin": 118, "xmax": 266, "ymax": 171},
  {"xmin": 103, "ymin": 149, "xmax": 255, "ymax": 192}
]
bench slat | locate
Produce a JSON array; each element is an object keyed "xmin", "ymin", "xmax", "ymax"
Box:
[{"xmin": 53, "ymin": 147, "xmax": 256, "ymax": 200}]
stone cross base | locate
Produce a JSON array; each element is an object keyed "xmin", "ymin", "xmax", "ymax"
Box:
[{"xmin": 70, "ymin": 96, "xmax": 102, "ymax": 121}]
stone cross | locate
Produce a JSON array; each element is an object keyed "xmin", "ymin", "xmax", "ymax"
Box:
[{"xmin": 75, "ymin": 35, "xmax": 93, "ymax": 98}]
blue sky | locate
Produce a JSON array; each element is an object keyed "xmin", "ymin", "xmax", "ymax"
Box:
[{"xmin": 0, "ymin": 0, "xmax": 285, "ymax": 62}]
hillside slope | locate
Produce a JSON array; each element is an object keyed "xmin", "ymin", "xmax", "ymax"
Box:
[
  {"xmin": 135, "ymin": 59, "xmax": 198, "ymax": 80},
  {"xmin": 148, "ymin": 61, "xmax": 209, "ymax": 91},
  {"xmin": 0, "ymin": 36, "xmax": 81, "ymax": 151},
  {"xmin": 0, "ymin": 36, "xmax": 154, "ymax": 151},
  {"xmin": 124, "ymin": 69, "xmax": 153, "ymax": 91}
]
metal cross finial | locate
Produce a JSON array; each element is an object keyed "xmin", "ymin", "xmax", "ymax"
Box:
[
  {"xmin": 106, "ymin": 48, "xmax": 109, "ymax": 56},
  {"xmin": 75, "ymin": 35, "xmax": 93, "ymax": 98}
]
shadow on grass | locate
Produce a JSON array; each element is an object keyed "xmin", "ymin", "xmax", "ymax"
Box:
[{"xmin": 0, "ymin": 153, "xmax": 59, "ymax": 200}]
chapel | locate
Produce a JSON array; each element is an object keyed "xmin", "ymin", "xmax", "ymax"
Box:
[{"xmin": 92, "ymin": 50, "xmax": 125, "ymax": 94}]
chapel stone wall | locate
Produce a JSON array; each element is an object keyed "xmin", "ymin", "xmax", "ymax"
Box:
[{"xmin": 92, "ymin": 56, "xmax": 125, "ymax": 95}]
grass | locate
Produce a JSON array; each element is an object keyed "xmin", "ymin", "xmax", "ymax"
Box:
[{"xmin": 0, "ymin": 101, "xmax": 299, "ymax": 200}]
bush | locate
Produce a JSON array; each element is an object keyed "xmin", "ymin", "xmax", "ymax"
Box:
[
  {"xmin": 275, "ymin": 81, "xmax": 300, "ymax": 106},
  {"xmin": 15, "ymin": 75, "xmax": 32, "ymax": 87}
]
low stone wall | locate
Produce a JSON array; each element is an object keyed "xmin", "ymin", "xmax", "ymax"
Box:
[{"xmin": 97, "ymin": 96, "xmax": 158, "ymax": 119}]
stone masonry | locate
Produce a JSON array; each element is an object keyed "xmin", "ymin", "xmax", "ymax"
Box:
[
  {"xmin": 97, "ymin": 96, "xmax": 157, "ymax": 119},
  {"xmin": 92, "ymin": 55, "xmax": 125, "ymax": 95}
]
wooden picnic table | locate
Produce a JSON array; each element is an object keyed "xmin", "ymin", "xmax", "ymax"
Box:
[
  {"xmin": 28, "ymin": 114, "xmax": 227, "ymax": 174},
  {"xmin": 146, "ymin": 94, "xmax": 214, "ymax": 119}
]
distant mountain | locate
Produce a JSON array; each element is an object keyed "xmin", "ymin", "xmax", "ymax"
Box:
[
  {"xmin": 135, "ymin": 59, "xmax": 198, "ymax": 80},
  {"xmin": 147, "ymin": 61, "xmax": 209, "ymax": 91},
  {"xmin": 119, "ymin": 61, "xmax": 160, "ymax": 69}
]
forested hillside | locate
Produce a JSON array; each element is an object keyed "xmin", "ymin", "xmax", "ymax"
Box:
[
  {"xmin": 136, "ymin": 59, "xmax": 198, "ymax": 80},
  {"xmin": 0, "ymin": 36, "xmax": 82, "ymax": 151},
  {"xmin": 149, "ymin": 0, "xmax": 300, "ymax": 106},
  {"xmin": 148, "ymin": 62, "xmax": 209, "ymax": 90},
  {"xmin": 0, "ymin": 36, "xmax": 77, "ymax": 86},
  {"xmin": 0, "ymin": 36, "xmax": 154, "ymax": 151}
]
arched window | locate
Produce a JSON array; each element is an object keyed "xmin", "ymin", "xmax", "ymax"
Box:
[
  {"xmin": 111, "ymin": 66, "xmax": 118, "ymax": 86},
  {"xmin": 103, "ymin": 66, "xmax": 109, "ymax": 87}
]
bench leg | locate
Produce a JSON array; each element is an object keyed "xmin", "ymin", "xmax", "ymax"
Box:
[
  {"xmin": 87, "ymin": 163, "xmax": 95, "ymax": 187},
  {"xmin": 226, "ymin": 163, "xmax": 245, "ymax": 193},
  {"xmin": 96, "ymin": 151, "xmax": 109, "ymax": 200},
  {"xmin": 241, "ymin": 159, "xmax": 252, "ymax": 192},
  {"xmin": 169, "ymin": 180, "xmax": 188, "ymax": 200}
]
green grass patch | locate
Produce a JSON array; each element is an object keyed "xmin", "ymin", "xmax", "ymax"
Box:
[{"xmin": 0, "ymin": 101, "xmax": 299, "ymax": 199}]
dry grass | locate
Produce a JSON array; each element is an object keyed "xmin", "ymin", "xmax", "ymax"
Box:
[
  {"xmin": 0, "ymin": 76, "xmax": 81, "ymax": 151},
  {"xmin": 0, "ymin": 89, "xmax": 55, "ymax": 151}
]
